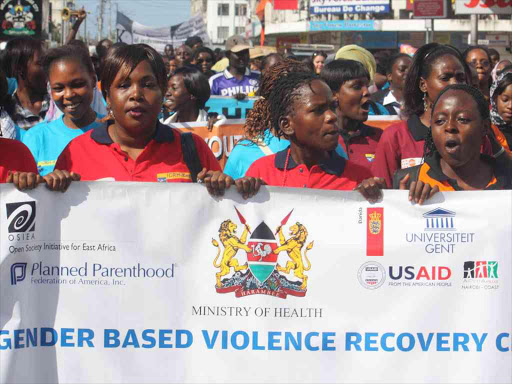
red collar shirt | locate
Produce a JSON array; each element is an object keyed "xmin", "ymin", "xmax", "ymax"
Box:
[
  {"xmin": 245, "ymin": 147, "xmax": 373, "ymax": 190},
  {"xmin": 55, "ymin": 122, "xmax": 221, "ymax": 182},
  {"xmin": 338, "ymin": 124, "xmax": 382, "ymax": 172},
  {"xmin": 0, "ymin": 138, "xmax": 37, "ymax": 182}
]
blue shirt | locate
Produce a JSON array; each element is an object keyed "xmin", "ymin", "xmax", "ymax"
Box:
[
  {"xmin": 224, "ymin": 130, "xmax": 348, "ymax": 179},
  {"xmin": 22, "ymin": 114, "xmax": 105, "ymax": 176},
  {"xmin": 7, "ymin": 78, "xmax": 17, "ymax": 95},
  {"xmin": 209, "ymin": 68, "xmax": 260, "ymax": 96}
]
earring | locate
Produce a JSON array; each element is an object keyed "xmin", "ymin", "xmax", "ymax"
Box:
[
  {"xmin": 107, "ymin": 104, "xmax": 115, "ymax": 119},
  {"xmin": 423, "ymin": 92, "xmax": 429, "ymax": 112}
]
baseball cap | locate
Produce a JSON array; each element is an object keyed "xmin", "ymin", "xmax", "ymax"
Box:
[
  {"xmin": 225, "ymin": 35, "xmax": 251, "ymax": 53},
  {"xmin": 250, "ymin": 47, "xmax": 265, "ymax": 59}
]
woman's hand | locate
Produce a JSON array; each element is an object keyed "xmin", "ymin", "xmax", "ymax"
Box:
[
  {"xmin": 354, "ymin": 177, "xmax": 387, "ymax": 203},
  {"xmin": 234, "ymin": 176, "xmax": 263, "ymax": 199},
  {"xmin": 207, "ymin": 112, "xmax": 220, "ymax": 132},
  {"xmin": 233, "ymin": 93, "xmax": 247, "ymax": 101},
  {"xmin": 43, "ymin": 170, "xmax": 81, "ymax": 192},
  {"xmin": 399, "ymin": 174, "xmax": 439, "ymax": 205},
  {"xmin": 7, "ymin": 171, "xmax": 43, "ymax": 191},
  {"xmin": 197, "ymin": 168, "xmax": 262, "ymax": 199}
]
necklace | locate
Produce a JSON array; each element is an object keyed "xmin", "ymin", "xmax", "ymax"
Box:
[{"xmin": 282, "ymin": 147, "xmax": 291, "ymax": 187}]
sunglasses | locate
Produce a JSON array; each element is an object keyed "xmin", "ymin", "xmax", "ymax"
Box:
[{"xmin": 197, "ymin": 58, "xmax": 213, "ymax": 64}]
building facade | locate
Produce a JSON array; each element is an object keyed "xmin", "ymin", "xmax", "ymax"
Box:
[
  {"xmin": 252, "ymin": 0, "xmax": 512, "ymax": 54},
  {"xmin": 191, "ymin": 0, "xmax": 251, "ymax": 48}
]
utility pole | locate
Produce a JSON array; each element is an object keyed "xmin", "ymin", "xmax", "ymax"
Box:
[
  {"xmin": 108, "ymin": 0, "xmax": 112, "ymax": 40},
  {"xmin": 470, "ymin": 14, "xmax": 478, "ymax": 45},
  {"xmin": 84, "ymin": 13, "xmax": 88, "ymax": 44},
  {"xmin": 115, "ymin": 2, "xmax": 119, "ymax": 41},
  {"xmin": 61, "ymin": 0, "xmax": 65, "ymax": 45},
  {"xmin": 98, "ymin": 0, "xmax": 105, "ymax": 41}
]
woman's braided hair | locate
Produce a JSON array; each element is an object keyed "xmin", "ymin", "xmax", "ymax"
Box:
[
  {"xmin": 268, "ymin": 71, "xmax": 320, "ymax": 138},
  {"xmin": 424, "ymin": 83, "xmax": 489, "ymax": 157},
  {"xmin": 244, "ymin": 59, "xmax": 310, "ymax": 141}
]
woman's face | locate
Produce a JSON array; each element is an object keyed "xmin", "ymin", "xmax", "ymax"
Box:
[
  {"xmin": 465, "ymin": 49, "xmax": 491, "ymax": 84},
  {"xmin": 421, "ymin": 54, "xmax": 467, "ymax": 105},
  {"xmin": 175, "ymin": 45, "xmax": 192, "ymax": 67},
  {"xmin": 389, "ymin": 56, "xmax": 412, "ymax": 90},
  {"xmin": 313, "ymin": 55, "xmax": 325, "ymax": 74},
  {"xmin": 431, "ymin": 90, "xmax": 485, "ymax": 169},
  {"xmin": 49, "ymin": 58, "xmax": 95, "ymax": 121},
  {"xmin": 168, "ymin": 59, "xmax": 178, "ymax": 75},
  {"xmin": 165, "ymin": 73, "xmax": 194, "ymax": 113},
  {"xmin": 335, "ymin": 76, "xmax": 371, "ymax": 123},
  {"xmin": 196, "ymin": 52, "xmax": 214, "ymax": 73},
  {"xmin": 25, "ymin": 49, "xmax": 47, "ymax": 91},
  {"xmin": 283, "ymin": 79, "xmax": 338, "ymax": 152},
  {"xmin": 497, "ymin": 83, "xmax": 512, "ymax": 124},
  {"xmin": 107, "ymin": 60, "xmax": 163, "ymax": 137}
]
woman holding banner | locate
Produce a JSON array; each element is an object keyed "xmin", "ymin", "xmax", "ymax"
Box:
[
  {"xmin": 245, "ymin": 71, "xmax": 385, "ymax": 202},
  {"xmin": 394, "ymin": 84, "xmax": 512, "ymax": 198},
  {"xmin": 20, "ymin": 44, "xmax": 261, "ymax": 198}
]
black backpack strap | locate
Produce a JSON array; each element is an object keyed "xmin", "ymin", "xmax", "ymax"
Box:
[
  {"xmin": 392, "ymin": 165, "xmax": 421, "ymax": 189},
  {"xmin": 384, "ymin": 103, "xmax": 399, "ymax": 115},
  {"xmin": 180, "ymin": 132, "xmax": 203, "ymax": 183}
]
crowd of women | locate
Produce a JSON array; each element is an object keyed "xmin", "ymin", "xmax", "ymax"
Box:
[{"xmin": 0, "ymin": 35, "xmax": 511, "ymax": 206}]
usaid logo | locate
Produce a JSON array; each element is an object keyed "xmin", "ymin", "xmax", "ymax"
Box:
[
  {"xmin": 10, "ymin": 263, "xmax": 27, "ymax": 285},
  {"xmin": 6, "ymin": 202, "xmax": 36, "ymax": 233}
]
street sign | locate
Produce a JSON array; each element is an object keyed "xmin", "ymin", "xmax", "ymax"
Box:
[
  {"xmin": 486, "ymin": 33, "xmax": 510, "ymax": 46},
  {"xmin": 413, "ymin": 0, "xmax": 448, "ymax": 18},
  {"xmin": 455, "ymin": 0, "xmax": 512, "ymax": 14}
]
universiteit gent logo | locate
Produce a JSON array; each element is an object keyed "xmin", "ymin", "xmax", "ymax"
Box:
[
  {"xmin": 6, "ymin": 201, "xmax": 36, "ymax": 233},
  {"xmin": 211, "ymin": 208, "xmax": 314, "ymax": 299}
]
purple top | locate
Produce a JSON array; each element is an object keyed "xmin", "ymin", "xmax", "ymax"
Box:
[{"xmin": 209, "ymin": 68, "xmax": 260, "ymax": 96}]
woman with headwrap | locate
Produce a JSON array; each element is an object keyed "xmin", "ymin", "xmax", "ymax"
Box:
[
  {"xmin": 335, "ymin": 45, "xmax": 389, "ymax": 115},
  {"xmin": 489, "ymin": 71, "xmax": 512, "ymax": 152}
]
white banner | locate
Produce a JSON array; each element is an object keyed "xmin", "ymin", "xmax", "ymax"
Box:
[
  {"xmin": 116, "ymin": 12, "xmax": 210, "ymax": 53},
  {"xmin": 455, "ymin": 0, "xmax": 512, "ymax": 14},
  {"xmin": 0, "ymin": 184, "xmax": 511, "ymax": 383}
]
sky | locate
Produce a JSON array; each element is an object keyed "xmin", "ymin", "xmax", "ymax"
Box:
[{"xmin": 73, "ymin": 0, "xmax": 191, "ymax": 41}]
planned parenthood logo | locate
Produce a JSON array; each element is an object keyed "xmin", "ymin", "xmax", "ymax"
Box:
[
  {"xmin": 6, "ymin": 201, "xmax": 36, "ymax": 233},
  {"xmin": 10, "ymin": 263, "xmax": 27, "ymax": 285}
]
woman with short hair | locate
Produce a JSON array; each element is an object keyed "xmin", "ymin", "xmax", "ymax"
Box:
[{"xmin": 395, "ymin": 84, "xmax": 512, "ymax": 201}]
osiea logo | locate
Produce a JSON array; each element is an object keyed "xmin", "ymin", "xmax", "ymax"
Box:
[
  {"xmin": 10, "ymin": 263, "xmax": 27, "ymax": 285},
  {"xmin": 464, "ymin": 261, "xmax": 498, "ymax": 279},
  {"xmin": 6, "ymin": 201, "xmax": 36, "ymax": 233},
  {"xmin": 389, "ymin": 266, "xmax": 451, "ymax": 281}
]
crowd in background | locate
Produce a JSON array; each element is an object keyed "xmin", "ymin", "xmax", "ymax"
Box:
[{"xmin": 0, "ymin": 28, "xmax": 511, "ymax": 201}]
